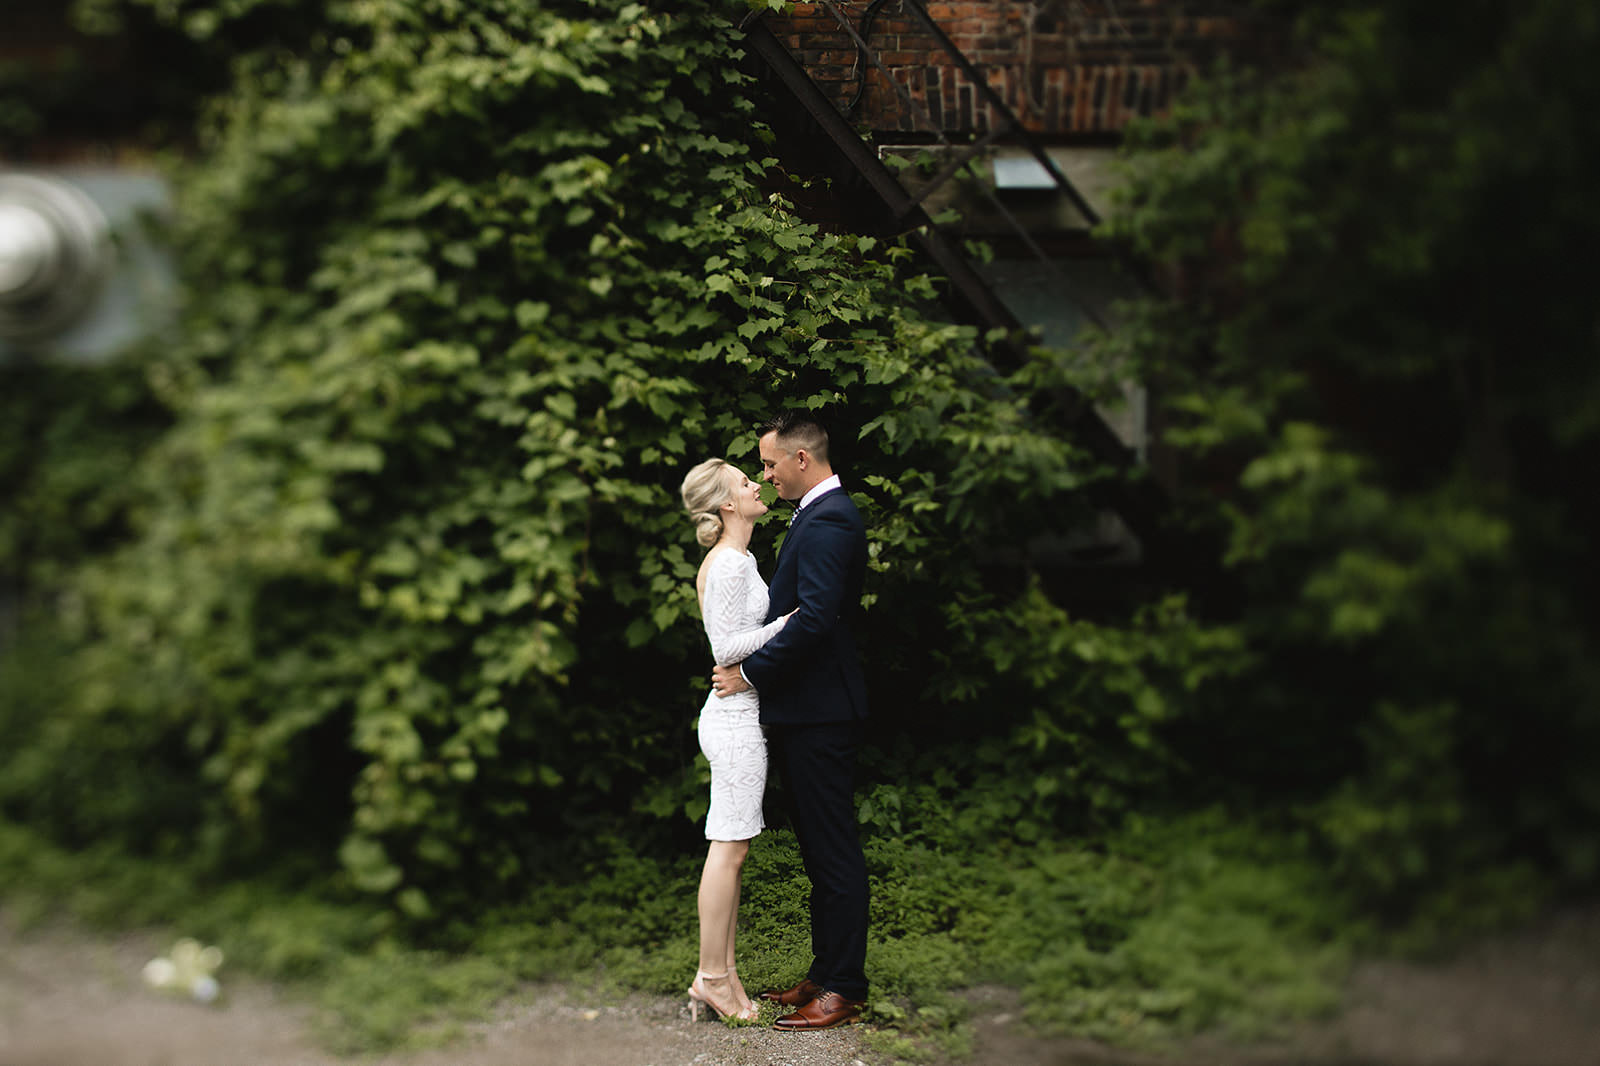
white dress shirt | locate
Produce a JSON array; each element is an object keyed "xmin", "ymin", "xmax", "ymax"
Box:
[{"xmin": 796, "ymin": 474, "xmax": 842, "ymax": 514}]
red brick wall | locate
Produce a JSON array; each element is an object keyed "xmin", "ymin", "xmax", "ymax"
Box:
[{"xmin": 764, "ymin": 1, "xmax": 1266, "ymax": 137}]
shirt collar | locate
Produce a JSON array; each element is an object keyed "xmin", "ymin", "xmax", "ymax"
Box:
[{"xmin": 796, "ymin": 474, "xmax": 842, "ymax": 514}]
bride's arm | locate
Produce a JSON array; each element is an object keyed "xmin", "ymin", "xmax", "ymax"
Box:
[{"xmin": 702, "ymin": 557, "xmax": 789, "ymax": 666}]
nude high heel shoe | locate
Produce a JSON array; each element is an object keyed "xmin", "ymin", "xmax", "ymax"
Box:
[{"xmin": 687, "ymin": 969, "xmax": 758, "ymax": 1022}]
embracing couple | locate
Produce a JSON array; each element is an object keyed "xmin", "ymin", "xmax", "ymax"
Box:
[{"xmin": 677, "ymin": 411, "xmax": 869, "ymax": 1031}]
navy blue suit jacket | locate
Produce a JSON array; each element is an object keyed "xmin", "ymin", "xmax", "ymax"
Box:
[{"xmin": 742, "ymin": 486, "xmax": 868, "ymax": 726}]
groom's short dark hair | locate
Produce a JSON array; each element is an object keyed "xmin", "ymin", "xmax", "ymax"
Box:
[{"xmin": 763, "ymin": 411, "xmax": 830, "ymax": 464}]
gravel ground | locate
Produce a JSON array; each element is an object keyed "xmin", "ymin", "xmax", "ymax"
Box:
[{"xmin": 3, "ymin": 905, "xmax": 1598, "ymax": 1066}]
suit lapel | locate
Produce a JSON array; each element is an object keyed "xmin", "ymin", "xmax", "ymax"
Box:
[
  {"xmin": 778, "ymin": 487, "xmax": 839, "ymax": 559},
  {"xmin": 775, "ymin": 508, "xmax": 803, "ymax": 564}
]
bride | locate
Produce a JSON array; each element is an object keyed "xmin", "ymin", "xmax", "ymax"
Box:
[{"xmin": 677, "ymin": 457, "xmax": 790, "ymax": 1023}]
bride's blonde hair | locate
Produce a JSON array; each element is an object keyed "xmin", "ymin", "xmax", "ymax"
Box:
[{"xmin": 680, "ymin": 458, "xmax": 738, "ymax": 548}]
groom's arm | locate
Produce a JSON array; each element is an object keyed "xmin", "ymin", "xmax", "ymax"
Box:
[
  {"xmin": 739, "ymin": 507, "xmax": 859, "ymax": 694},
  {"xmin": 712, "ymin": 661, "xmax": 749, "ymax": 697}
]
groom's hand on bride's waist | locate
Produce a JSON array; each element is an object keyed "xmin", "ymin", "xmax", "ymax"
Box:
[{"xmin": 711, "ymin": 663, "xmax": 752, "ymax": 698}]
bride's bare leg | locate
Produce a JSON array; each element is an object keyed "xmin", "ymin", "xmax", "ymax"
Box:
[
  {"xmin": 696, "ymin": 839, "xmax": 752, "ymax": 1014},
  {"xmin": 725, "ymin": 872, "xmax": 747, "ymax": 1003}
]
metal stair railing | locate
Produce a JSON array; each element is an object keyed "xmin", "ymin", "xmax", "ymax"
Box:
[
  {"xmin": 738, "ymin": 5, "xmax": 1175, "ymax": 561},
  {"xmin": 809, "ymin": 0, "xmax": 1111, "ymax": 331}
]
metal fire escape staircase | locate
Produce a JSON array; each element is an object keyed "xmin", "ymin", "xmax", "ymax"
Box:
[{"xmin": 738, "ymin": 0, "xmax": 1174, "ymax": 567}]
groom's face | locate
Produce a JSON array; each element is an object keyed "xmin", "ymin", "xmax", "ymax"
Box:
[{"xmin": 759, "ymin": 431, "xmax": 806, "ymax": 502}]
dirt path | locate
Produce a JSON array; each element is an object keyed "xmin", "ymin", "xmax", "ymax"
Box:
[{"xmin": 3, "ymin": 906, "xmax": 1598, "ymax": 1066}]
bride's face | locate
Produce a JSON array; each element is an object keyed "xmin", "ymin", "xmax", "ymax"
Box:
[{"xmin": 726, "ymin": 469, "xmax": 768, "ymax": 520}]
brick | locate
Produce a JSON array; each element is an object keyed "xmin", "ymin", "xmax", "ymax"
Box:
[{"xmin": 763, "ymin": 0, "xmax": 1267, "ymax": 135}]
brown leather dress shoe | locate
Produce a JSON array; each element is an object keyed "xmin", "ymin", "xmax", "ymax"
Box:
[
  {"xmin": 771, "ymin": 990, "xmax": 865, "ymax": 1031},
  {"xmin": 757, "ymin": 977, "xmax": 822, "ymax": 1007}
]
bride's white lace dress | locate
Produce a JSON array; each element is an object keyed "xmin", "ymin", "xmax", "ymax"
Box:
[{"xmin": 697, "ymin": 547, "xmax": 787, "ymax": 842}]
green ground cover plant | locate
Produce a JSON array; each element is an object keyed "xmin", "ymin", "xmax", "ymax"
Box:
[{"xmin": 0, "ymin": 803, "xmax": 1357, "ymax": 1057}]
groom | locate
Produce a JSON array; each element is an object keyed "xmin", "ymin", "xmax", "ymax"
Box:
[{"xmin": 710, "ymin": 411, "xmax": 870, "ymax": 1031}]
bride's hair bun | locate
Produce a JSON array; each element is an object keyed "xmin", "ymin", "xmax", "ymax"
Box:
[
  {"xmin": 692, "ymin": 510, "xmax": 723, "ymax": 548},
  {"xmin": 681, "ymin": 458, "xmax": 736, "ymax": 549}
]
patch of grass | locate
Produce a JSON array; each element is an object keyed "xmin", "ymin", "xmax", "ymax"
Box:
[
  {"xmin": 312, "ymin": 947, "xmax": 519, "ymax": 1054},
  {"xmin": 987, "ymin": 812, "xmax": 1355, "ymax": 1046},
  {"xmin": 1, "ymin": 808, "xmax": 1380, "ymax": 1059}
]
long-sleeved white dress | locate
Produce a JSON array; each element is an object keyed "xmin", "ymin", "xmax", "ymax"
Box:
[{"xmin": 697, "ymin": 547, "xmax": 787, "ymax": 842}]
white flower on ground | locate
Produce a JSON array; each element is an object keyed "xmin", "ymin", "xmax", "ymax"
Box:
[{"xmin": 141, "ymin": 938, "xmax": 225, "ymax": 1004}]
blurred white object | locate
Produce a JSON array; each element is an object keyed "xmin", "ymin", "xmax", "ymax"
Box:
[
  {"xmin": 0, "ymin": 168, "xmax": 174, "ymax": 364},
  {"xmin": 0, "ymin": 172, "xmax": 111, "ymax": 341},
  {"xmin": 142, "ymin": 937, "xmax": 225, "ymax": 1004},
  {"xmin": 140, "ymin": 956, "xmax": 177, "ymax": 988}
]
